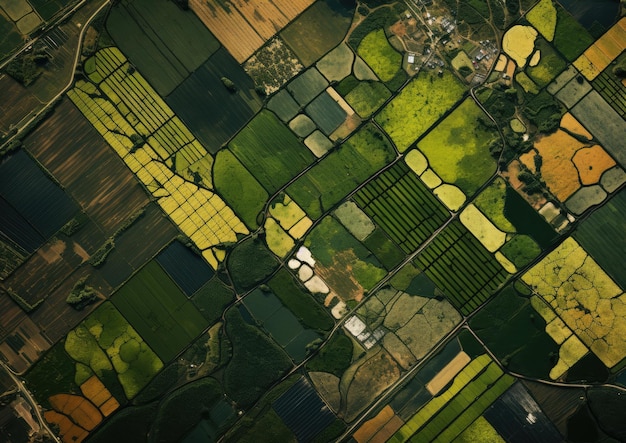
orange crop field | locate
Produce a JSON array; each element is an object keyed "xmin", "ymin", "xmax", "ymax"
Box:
[
  {"xmin": 353, "ymin": 405, "xmax": 395, "ymax": 443},
  {"xmin": 574, "ymin": 17, "xmax": 626, "ymax": 80},
  {"xmin": 190, "ymin": 0, "xmax": 315, "ymax": 62},
  {"xmin": 560, "ymin": 112, "xmax": 592, "ymax": 140},
  {"xmin": 49, "ymin": 393, "xmax": 103, "ymax": 431},
  {"xmin": 572, "ymin": 145, "xmax": 617, "ymax": 185},
  {"xmin": 79, "ymin": 375, "xmax": 119, "ymax": 416},
  {"xmin": 370, "ymin": 415, "xmax": 404, "ymax": 442},
  {"xmin": 44, "ymin": 410, "xmax": 88, "ymax": 443},
  {"xmin": 521, "ymin": 129, "xmax": 584, "ymax": 201}
]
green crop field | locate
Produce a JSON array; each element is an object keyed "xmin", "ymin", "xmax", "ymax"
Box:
[
  {"xmin": 353, "ymin": 161, "xmax": 450, "ymax": 254},
  {"xmin": 112, "ymin": 261, "xmax": 208, "ymax": 362},
  {"xmin": 390, "ymin": 354, "xmax": 514, "ymax": 443},
  {"xmin": 306, "ymin": 216, "xmax": 387, "ymax": 292},
  {"xmin": 414, "ymin": 221, "xmax": 510, "ymax": 316},
  {"xmin": 553, "ymin": 6, "xmax": 594, "ymax": 61},
  {"xmin": 358, "ymin": 29, "xmax": 402, "ymax": 83},
  {"xmin": 526, "ymin": 39, "xmax": 567, "ymax": 87},
  {"xmin": 287, "ymin": 123, "xmax": 395, "ymax": 219},
  {"xmin": 377, "ymin": 70, "xmax": 467, "ymax": 151},
  {"xmin": 417, "ymin": 98, "xmax": 499, "ymax": 195},
  {"xmin": 213, "ymin": 149, "xmax": 269, "ymax": 229},
  {"xmin": 269, "ymin": 268, "xmax": 334, "ymax": 332},
  {"xmin": 345, "ymin": 80, "xmax": 391, "ymax": 118},
  {"xmin": 229, "ymin": 110, "xmax": 314, "ymax": 193},
  {"xmin": 573, "ymin": 189, "xmax": 626, "ymax": 288},
  {"xmin": 287, "ymin": 68, "xmax": 329, "ymax": 106},
  {"xmin": 107, "ymin": 0, "xmax": 219, "ymax": 96},
  {"xmin": 471, "ymin": 284, "xmax": 560, "ymax": 378},
  {"xmin": 280, "ymin": 0, "xmax": 354, "ymax": 67}
]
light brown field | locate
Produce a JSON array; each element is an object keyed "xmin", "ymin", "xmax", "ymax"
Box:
[
  {"xmin": 425, "ymin": 351, "xmax": 471, "ymax": 395},
  {"xmin": 190, "ymin": 0, "xmax": 315, "ymax": 62},
  {"xmin": 353, "ymin": 405, "xmax": 394, "ymax": 443},
  {"xmin": 370, "ymin": 415, "xmax": 404, "ymax": 443},
  {"xmin": 49, "ymin": 393, "xmax": 102, "ymax": 431},
  {"xmin": 572, "ymin": 145, "xmax": 616, "ymax": 185}
]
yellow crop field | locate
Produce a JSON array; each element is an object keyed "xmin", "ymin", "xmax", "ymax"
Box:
[
  {"xmin": 502, "ymin": 25, "xmax": 538, "ymax": 67},
  {"xmin": 460, "ymin": 204, "xmax": 507, "ymax": 252},
  {"xmin": 433, "ymin": 184, "xmax": 466, "ymax": 212},
  {"xmin": 69, "ymin": 48, "xmax": 249, "ymax": 269},
  {"xmin": 549, "ymin": 335, "xmax": 588, "ymax": 380},
  {"xmin": 523, "ymin": 237, "xmax": 626, "ymax": 368},
  {"xmin": 526, "ymin": 0, "xmax": 557, "ymax": 41},
  {"xmin": 264, "ymin": 218, "xmax": 295, "ymax": 257}
]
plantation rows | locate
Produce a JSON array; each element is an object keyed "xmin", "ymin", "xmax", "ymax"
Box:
[
  {"xmin": 415, "ymin": 221, "xmax": 509, "ymax": 316},
  {"xmin": 593, "ymin": 70, "xmax": 626, "ymax": 118},
  {"xmin": 353, "ymin": 162, "xmax": 450, "ymax": 254},
  {"xmin": 390, "ymin": 355, "xmax": 514, "ymax": 443}
]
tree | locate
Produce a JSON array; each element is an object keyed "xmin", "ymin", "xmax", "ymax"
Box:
[{"xmin": 221, "ymin": 76, "xmax": 236, "ymax": 92}]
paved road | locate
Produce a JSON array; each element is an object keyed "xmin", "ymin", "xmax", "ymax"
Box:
[{"xmin": 0, "ymin": 360, "xmax": 60, "ymax": 442}]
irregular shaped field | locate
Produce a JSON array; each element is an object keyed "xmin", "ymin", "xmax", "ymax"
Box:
[
  {"xmin": 523, "ymin": 238, "xmax": 626, "ymax": 368},
  {"xmin": 502, "ymin": 25, "xmax": 537, "ymax": 67},
  {"xmin": 377, "ymin": 70, "xmax": 465, "ymax": 152}
]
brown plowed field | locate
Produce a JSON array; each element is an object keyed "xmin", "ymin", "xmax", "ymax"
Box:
[{"xmin": 190, "ymin": 0, "xmax": 315, "ymax": 62}]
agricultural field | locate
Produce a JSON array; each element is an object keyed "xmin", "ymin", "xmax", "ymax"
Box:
[
  {"xmin": 304, "ymin": 216, "xmax": 387, "ymax": 302},
  {"xmin": 106, "ymin": 0, "xmax": 220, "ymax": 96},
  {"xmin": 389, "ymin": 354, "xmax": 515, "ymax": 442},
  {"xmin": 573, "ymin": 189, "xmax": 626, "ymax": 289},
  {"xmin": 166, "ymin": 48, "xmax": 263, "ymax": 153},
  {"xmin": 357, "ymin": 29, "xmax": 402, "ymax": 83},
  {"xmin": 592, "ymin": 52, "xmax": 626, "ymax": 119},
  {"xmin": 376, "ymin": 70, "xmax": 466, "ymax": 151},
  {"xmin": 523, "ymin": 237, "xmax": 626, "ymax": 368},
  {"xmin": 471, "ymin": 284, "xmax": 560, "ymax": 379},
  {"xmin": 189, "ymin": 0, "xmax": 315, "ymax": 63},
  {"xmin": 155, "ymin": 240, "xmax": 214, "ymax": 297},
  {"xmin": 70, "ymin": 47, "xmax": 249, "ymax": 269},
  {"xmin": 6, "ymin": 2, "xmax": 626, "ymax": 442},
  {"xmin": 414, "ymin": 220, "xmax": 510, "ymax": 316},
  {"xmin": 417, "ymin": 98, "xmax": 499, "ymax": 195},
  {"xmin": 518, "ymin": 112, "xmax": 617, "ymax": 204},
  {"xmin": 112, "ymin": 260, "xmax": 208, "ymax": 362},
  {"xmin": 228, "ymin": 110, "xmax": 314, "ymax": 193},
  {"xmin": 353, "ymin": 161, "xmax": 450, "ymax": 254},
  {"xmin": 280, "ymin": 0, "xmax": 354, "ymax": 67},
  {"xmin": 286, "ymin": 123, "xmax": 395, "ymax": 219},
  {"xmin": 574, "ymin": 17, "xmax": 626, "ymax": 81}
]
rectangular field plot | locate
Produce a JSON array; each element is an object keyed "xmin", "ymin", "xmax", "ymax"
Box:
[
  {"xmin": 112, "ymin": 260, "xmax": 208, "ymax": 362},
  {"xmin": 305, "ymin": 91, "xmax": 347, "ymax": 135},
  {"xmin": 156, "ymin": 240, "xmax": 214, "ymax": 297},
  {"xmin": 353, "ymin": 161, "xmax": 450, "ymax": 254},
  {"xmin": 273, "ymin": 377, "xmax": 337, "ymax": 442},
  {"xmin": 484, "ymin": 382, "xmax": 562, "ymax": 443},
  {"xmin": 166, "ymin": 48, "xmax": 262, "ymax": 153},
  {"xmin": 414, "ymin": 221, "xmax": 509, "ymax": 316},
  {"xmin": 389, "ymin": 354, "xmax": 515, "ymax": 443},
  {"xmin": 190, "ymin": 0, "xmax": 314, "ymax": 63},
  {"xmin": 228, "ymin": 110, "xmax": 314, "ymax": 193},
  {"xmin": 592, "ymin": 66, "xmax": 626, "ymax": 119},
  {"xmin": 0, "ymin": 149, "xmax": 77, "ymax": 239},
  {"xmin": 287, "ymin": 123, "xmax": 395, "ymax": 219},
  {"xmin": 573, "ymin": 188, "xmax": 626, "ymax": 289},
  {"xmin": 107, "ymin": 0, "xmax": 220, "ymax": 96}
]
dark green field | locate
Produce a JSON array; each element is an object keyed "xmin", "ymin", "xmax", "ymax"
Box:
[
  {"xmin": 112, "ymin": 261, "xmax": 208, "ymax": 362},
  {"xmin": 107, "ymin": 0, "xmax": 220, "ymax": 96},
  {"xmin": 414, "ymin": 220, "xmax": 509, "ymax": 316},
  {"xmin": 353, "ymin": 161, "xmax": 450, "ymax": 254},
  {"xmin": 287, "ymin": 124, "xmax": 395, "ymax": 219},
  {"xmin": 574, "ymin": 189, "xmax": 626, "ymax": 288},
  {"xmin": 229, "ymin": 110, "xmax": 315, "ymax": 193}
]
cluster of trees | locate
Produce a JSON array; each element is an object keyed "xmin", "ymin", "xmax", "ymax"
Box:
[
  {"xmin": 4, "ymin": 47, "xmax": 49, "ymax": 86},
  {"xmin": 66, "ymin": 277, "xmax": 99, "ymax": 310}
]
